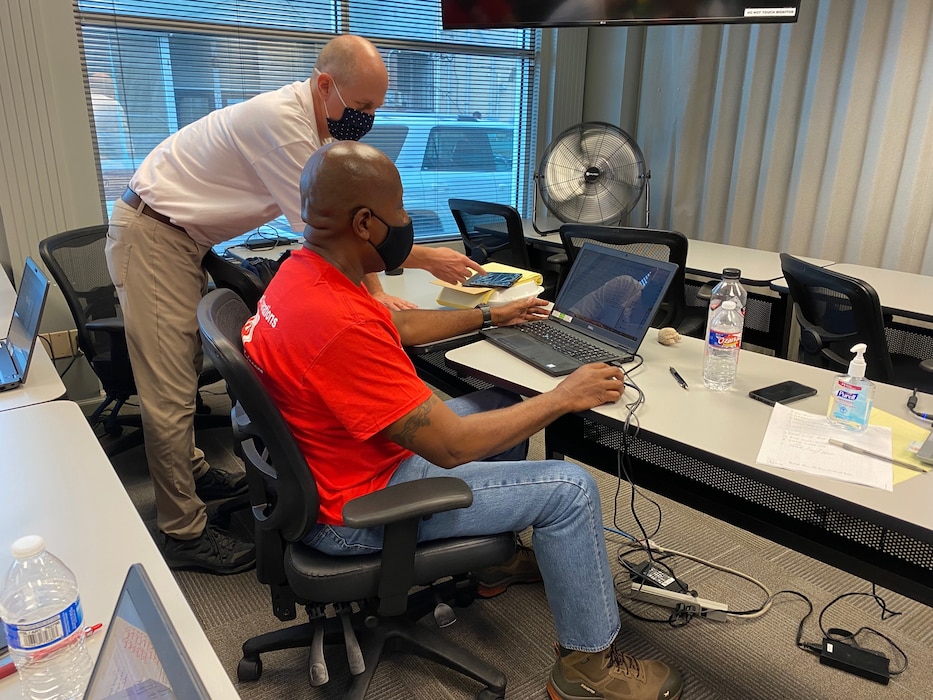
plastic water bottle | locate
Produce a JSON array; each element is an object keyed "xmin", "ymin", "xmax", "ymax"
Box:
[
  {"xmin": 705, "ymin": 267, "xmax": 747, "ymax": 336},
  {"xmin": 704, "ymin": 300, "xmax": 744, "ymax": 390},
  {"xmin": 0, "ymin": 536, "xmax": 92, "ymax": 700}
]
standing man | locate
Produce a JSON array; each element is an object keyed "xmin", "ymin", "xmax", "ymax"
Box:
[
  {"xmin": 242, "ymin": 141, "xmax": 684, "ymax": 700},
  {"xmin": 106, "ymin": 34, "xmax": 481, "ymax": 575}
]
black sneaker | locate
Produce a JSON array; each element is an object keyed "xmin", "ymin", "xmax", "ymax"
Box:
[
  {"xmin": 161, "ymin": 525, "xmax": 255, "ymax": 575},
  {"xmin": 195, "ymin": 467, "xmax": 247, "ymax": 501}
]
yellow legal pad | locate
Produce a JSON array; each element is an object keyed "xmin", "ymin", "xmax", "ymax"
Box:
[{"xmin": 869, "ymin": 407, "xmax": 931, "ymax": 485}]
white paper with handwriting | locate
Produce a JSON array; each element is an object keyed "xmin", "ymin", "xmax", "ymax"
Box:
[{"xmin": 756, "ymin": 402, "xmax": 894, "ymax": 491}]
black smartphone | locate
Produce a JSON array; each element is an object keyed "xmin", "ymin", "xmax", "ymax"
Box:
[
  {"xmin": 748, "ymin": 380, "xmax": 818, "ymax": 406},
  {"xmin": 464, "ymin": 272, "xmax": 523, "ymax": 289}
]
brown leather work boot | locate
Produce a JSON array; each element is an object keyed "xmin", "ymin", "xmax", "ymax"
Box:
[
  {"xmin": 547, "ymin": 643, "xmax": 683, "ymax": 700},
  {"xmin": 473, "ymin": 544, "xmax": 542, "ymax": 598}
]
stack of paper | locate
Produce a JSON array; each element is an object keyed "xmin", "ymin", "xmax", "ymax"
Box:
[{"xmin": 756, "ymin": 403, "xmax": 900, "ymax": 490}]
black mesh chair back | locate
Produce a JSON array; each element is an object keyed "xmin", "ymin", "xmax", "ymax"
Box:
[
  {"xmin": 559, "ymin": 224, "xmax": 700, "ymax": 333},
  {"xmin": 39, "ymin": 225, "xmax": 228, "ymax": 449},
  {"xmin": 449, "ymin": 198, "xmax": 531, "ymax": 268},
  {"xmin": 780, "ymin": 254, "xmax": 901, "ymax": 383},
  {"xmin": 196, "ymin": 288, "xmax": 512, "ymax": 698},
  {"xmin": 39, "ymin": 225, "xmax": 136, "ymax": 416},
  {"xmin": 196, "ymin": 288, "xmax": 318, "ymax": 542}
]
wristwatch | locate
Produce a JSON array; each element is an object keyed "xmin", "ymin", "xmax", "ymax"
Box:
[{"xmin": 478, "ymin": 304, "xmax": 494, "ymax": 329}]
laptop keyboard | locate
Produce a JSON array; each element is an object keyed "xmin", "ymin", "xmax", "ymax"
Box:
[{"xmin": 516, "ymin": 321, "xmax": 618, "ymax": 363}]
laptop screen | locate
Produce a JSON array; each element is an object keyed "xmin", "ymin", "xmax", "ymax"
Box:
[
  {"xmin": 551, "ymin": 242, "xmax": 677, "ymax": 349},
  {"xmin": 7, "ymin": 258, "xmax": 50, "ymax": 378},
  {"xmin": 84, "ymin": 563, "xmax": 209, "ymax": 700}
]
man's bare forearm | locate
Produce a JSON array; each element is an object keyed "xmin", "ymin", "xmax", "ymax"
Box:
[{"xmin": 391, "ymin": 307, "xmax": 484, "ymax": 345}]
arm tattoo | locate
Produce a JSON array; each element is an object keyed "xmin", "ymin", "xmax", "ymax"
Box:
[{"xmin": 390, "ymin": 396, "xmax": 435, "ymax": 448}]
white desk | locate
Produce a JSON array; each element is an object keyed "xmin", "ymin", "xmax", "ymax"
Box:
[
  {"xmin": 0, "ymin": 402, "xmax": 239, "ymax": 699},
  {"xmin": 510, "ymin": 218, "xmax": 835, "ymax": 285},
  {"xmin": 825, "ymin": 263, "xmax": 933, "ymax": 323},
  {"xmin": 378, "ymin": 268, "xmax": 443, "ymax": 308},
  {"xmin": 446, "ymin": 335, "xmax": 933, "ymax": 604},
  {"xmin": 0, "ymin": 276, "xmax": 65, "ymax": 411},
  {"xmin": 683, "ymin": 241, "xmax": 833, "ymax": 286}
]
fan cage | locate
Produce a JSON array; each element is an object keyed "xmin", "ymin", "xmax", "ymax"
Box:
[{"xmin": 537, "ymin": 121, "xmax": 646, "ymax": 225}]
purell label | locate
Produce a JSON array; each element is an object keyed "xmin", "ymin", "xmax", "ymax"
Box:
[
  {"xmin": 837, "ymin": 380, "xmax": 864, "ymax": 391},
  {"xmin": 835, "ymin": 389, "xmax": 859, "ymax": 401}
]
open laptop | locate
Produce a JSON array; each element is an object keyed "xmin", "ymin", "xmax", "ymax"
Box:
[
  {"xmin": 84, "ymin": 563, "xmax": 209, "ymax": 700},
  {"xmin": 481, "ymin": 242, "xmax": 677, "ymax": 376},
  {"xmin": 0, "ymin": 258, "xmax": 50, "ymax": 391}
]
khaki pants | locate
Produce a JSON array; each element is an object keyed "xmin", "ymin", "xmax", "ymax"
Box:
[{"xmin": 106, "ymin": 198, "xmax": 212, "ymax": 538}]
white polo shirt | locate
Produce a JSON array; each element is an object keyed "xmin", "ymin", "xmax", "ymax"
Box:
[{"xmin": 130, "ymin": 79, "xmax": 329, "ymax": 246}]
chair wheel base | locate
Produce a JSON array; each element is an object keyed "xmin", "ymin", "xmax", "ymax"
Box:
[{"xmin": 237, "ymin": 656, "xmax": 262, "ymax": 682}]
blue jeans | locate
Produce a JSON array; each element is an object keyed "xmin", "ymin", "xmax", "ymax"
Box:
[{"xmin": 304, "ymin": 388, "xmax": 621, "ymax": 652}]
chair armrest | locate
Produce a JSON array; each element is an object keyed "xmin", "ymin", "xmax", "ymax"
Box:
[
  {"xmin": 921, "ymin": 358, "xmax": 933, "ymax": 373},
  {"xmin": 696, "ymin": 281, "xmax": 714, "ymax": 302},
  {"xmin": 85, "ymin": 317, "xmax": 125, "ymax": 335},
  {"xmin": 342, "ymin": 476, "xmax": 473, "ymax": 529}
]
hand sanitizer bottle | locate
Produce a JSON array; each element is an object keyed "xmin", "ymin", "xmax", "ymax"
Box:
[{"xmin": 827, "ymin": 343, "xmax": 874, "ymax": 431}]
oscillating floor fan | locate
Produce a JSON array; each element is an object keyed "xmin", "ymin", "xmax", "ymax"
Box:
[{"xmin": 533, "ymin": 121, "xmax": 650, "ymax": 233}]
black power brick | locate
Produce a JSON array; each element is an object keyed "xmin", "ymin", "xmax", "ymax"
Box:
[
  {"xmin": 819, "ymin": 638, "xmax": 890, "ymax": 685},
  {"xmin": 631, "ymin": 562, "xmax": 688, "ymax": 593}
]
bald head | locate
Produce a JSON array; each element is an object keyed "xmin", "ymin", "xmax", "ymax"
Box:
[
  {"xmin": 316, "ymin": 35, "xmax": 385, "ymax": 81},
  {"xmin": 313, "ymin": 35, "xmax": 388, "ymax": 106},
  {"xmin": 300, "ymin": 141, "xmax": 407, "ymax": 276},
  {"xmin": 301, "ymin": 141, "xmax": 400, "ymax": 229}
]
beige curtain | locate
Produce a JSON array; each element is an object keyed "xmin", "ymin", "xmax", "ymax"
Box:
[{"xmin": 582, "ymin": 0, "xmax": 933, "ymax": 275}]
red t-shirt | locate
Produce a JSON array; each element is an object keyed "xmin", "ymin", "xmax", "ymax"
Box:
[{"xmin": 241, "ymin": 248, "xmax": 433, "ymax": 525}]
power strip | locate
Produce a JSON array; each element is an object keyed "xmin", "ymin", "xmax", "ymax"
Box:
[{"xmin": 625, "ymin": 583, "xmax": 730, "ymax": 621}]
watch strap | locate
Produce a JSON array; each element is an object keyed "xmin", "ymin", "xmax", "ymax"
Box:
[{"xmin": 479, "ymin": 304, "xmax": 493, "ymax": 328}]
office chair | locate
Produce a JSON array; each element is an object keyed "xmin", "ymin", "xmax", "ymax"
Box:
[
  {"xmin": 202, "ymin": 250, "xmax": 267, "ymax": 311},
  {"xmin": 196, "ymin": 288, "xmax": 513, "ymax": 699},
  {"xmin": 559, "ymin": 224, "xmax": 707, "ymax": 337},
  {"xmin": 38, "ymin": 225, "xmax": 228, "ymax": 454},
  {"xmin": 449, "ymin": 198, "xmax": 563, "ymax": 300},
  {"xmin": 780, "ymin": 254, "xmax": 931, "ymax": 389}
]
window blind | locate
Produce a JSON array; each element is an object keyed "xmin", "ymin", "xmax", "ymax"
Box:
[{"xmin": 74, "ymin": 0, "xmax": 539, "ymax": 243}]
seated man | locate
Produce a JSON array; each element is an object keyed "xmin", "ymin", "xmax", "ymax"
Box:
[{"xmin": 241, "ymin": 141, "xmax": 683, "ymax": 700}]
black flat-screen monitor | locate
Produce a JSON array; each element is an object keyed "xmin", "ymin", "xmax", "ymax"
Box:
[{"xmin": 441, "ymin": 1, "xmax": 800, "ymax": 29}]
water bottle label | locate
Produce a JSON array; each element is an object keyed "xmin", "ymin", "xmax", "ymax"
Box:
[
  {"xmin": 708, "ymin": 329, "xmax": 742, "ymax": 349},
  {"xmin": 3, "ymin": 599, "xmax": 83, "ymax": 650}
]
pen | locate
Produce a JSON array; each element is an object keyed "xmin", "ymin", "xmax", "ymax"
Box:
[
  {"xmin": 669, "ymin": 366, "xmax": 688, "ymax": 390},
  {"xmin": 0, "ymin": 624, "xmax": 103, "ymax": 680},
  {"xmin": 827, "ymin": 439, "xmax": 930, "ymax": 474}
]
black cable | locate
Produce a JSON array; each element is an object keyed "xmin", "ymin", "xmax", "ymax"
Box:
[
  {"xmin": 817, "ymin": 588, "xmax": 908, "ymax": 675},
  {"xmin": 907, "ymin": 388, "xmax": 933, "ymax": 423}
]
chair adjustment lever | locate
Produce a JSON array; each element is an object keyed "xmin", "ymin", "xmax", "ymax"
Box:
[
  {"xmin": 309, "ymin": 617, "xmax": 328, "ymax": 686},
  {"xmin": 336, "ymin": 603, "xmax": 365, "ymax": 676},
  {"xmin": 433, "ymin": 588, "xmax": 457, "ymax": 628}
]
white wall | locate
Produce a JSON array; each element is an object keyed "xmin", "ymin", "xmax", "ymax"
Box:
[
  {"xmin": 0, "ymin": 0, "xmax": 114, "ymax": 399},
  {"xmin": 579, "ymin": 0, "xmax": 933, "ymax": 274}
]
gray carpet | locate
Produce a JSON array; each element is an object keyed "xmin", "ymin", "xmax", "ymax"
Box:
[{"xmin": 104, "ymin": 384, "xmax": 933, "ymax": 699}]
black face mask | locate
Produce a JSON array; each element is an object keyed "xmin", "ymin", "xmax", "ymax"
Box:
[
  {"xmin": 327, "ymin": 106, "xmax": 375, "ymax": 141},
  {"xmin": 322, "ymin": 72, "xmax": 375, "ymax": 141},
  {"xmin": 368, "ymin": 211, "xmax": 414, "ymax": 271}
]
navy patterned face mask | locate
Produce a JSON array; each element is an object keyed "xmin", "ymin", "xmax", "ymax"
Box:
[{"xmin": 322, "ymin": 73, "xmax": 375, "ymax": 141}]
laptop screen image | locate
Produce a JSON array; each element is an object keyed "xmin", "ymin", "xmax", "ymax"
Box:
[
  {"xmin": 6, "ymin": 258, "xmax": 50, "ymax": 380},
  {"xmin": 551, "ymin": 242, "xmax": 676, "ymax": 352},
  {"xmin": 84, "ymin": 563, "xmax": 209, "ymax": 700}
]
